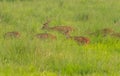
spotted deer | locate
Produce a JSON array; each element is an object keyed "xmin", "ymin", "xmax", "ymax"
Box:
[
  {"xmin": 111, "ymin": 33, "xmax": 120, "ymax": 38},
  {"xmin": 101, "ymin": 28, "xmax": 114, "ymax": 36},
  {"xmin": 35, "ymin": 33, "xmax": 56, "ymax": 40},
  {"xmin": 42, "ymin": 20, "xmax": 74, "ymax": 35},
  {"xmin": 4, "ymin": 31, "xmax": 20, "ymax": 38},
  {"xmin": 88, "ymin": 28, "xmax": 114, "ymax": 37},
  {"xmin": 65, "ymin": 33, "xmax": 90, "ymax": 45}
]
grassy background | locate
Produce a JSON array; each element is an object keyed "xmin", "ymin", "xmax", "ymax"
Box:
[{"xmin": 0, "ymin": 0, "xmax": 120, "ymax": 76}]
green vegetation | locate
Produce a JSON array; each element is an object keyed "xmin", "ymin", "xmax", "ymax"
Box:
[{"xmin": 0, "ymin": 0, "xmax": 120, "ymax": 76}]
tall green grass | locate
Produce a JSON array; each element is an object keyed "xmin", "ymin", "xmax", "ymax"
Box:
[{"xmin": 0, "ymin": 0, "xmax": 120, "ymax": 76}]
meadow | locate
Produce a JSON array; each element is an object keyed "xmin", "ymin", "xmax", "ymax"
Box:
[{"xmin": 0, "ymin": 0, "xmax": 120, "ymax": 76}]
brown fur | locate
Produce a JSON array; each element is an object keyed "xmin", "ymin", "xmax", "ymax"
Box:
[
  {"xmin": 35, "ymin": 33, "xmax": 56, "ymax": 40},
  {"xmin": 42, "ymin": 20, "xmax": 74, "ymax": 35},
  {"xmin": 51, "ymin": 26, "xmax": 73, "ymax": 35},
  {"xmin": 111, "ymin": 33, "xmax": 120, "ymax": 38},
  {"xmin": 101, "ymin": 28, "xmax": 114, "ymax": 36},
  {"xmin": 66, "ymin": 35, "xmax": 90, "ymax": 45},
  {"xmin": 4, "ymin": 31, "xmax": 20, "ymax": 38},
  {"xmin": 74, "ymin": 36, "xmax": 90, "ymax": 44},
  {"xmin": 73, "ymin": 36, "xmax": 90, "ymax": 45},
  {"xmin": 88, "ymin": 28, "xmax": 114, "ymax": 36}
]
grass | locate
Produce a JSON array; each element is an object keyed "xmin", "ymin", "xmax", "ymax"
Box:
[{"xmin": 0, "ymin": 0, "xmax": 120, "ymax": 76}]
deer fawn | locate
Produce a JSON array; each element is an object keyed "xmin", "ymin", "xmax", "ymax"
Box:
[
  {"xmin": 35, "ymin": 33, "xmax": 56, "ymax": 40},
  {"xmin": 4, "ymin": 31, "xmax": 20, "ymax": 38}
]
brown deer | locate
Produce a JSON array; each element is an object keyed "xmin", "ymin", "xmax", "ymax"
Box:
[
  {"xmin": 65, "ymin": 33, "xmax": 90, "ymax": 45},
  {"xmin": 42, "ymin": 20, "xmax": 74, "ymax": 35},
  {"xmin": 111, "ymin": 33, "xmax": 120, "ymax": 38},
  {"xmin": 73, "ymin": 36, "xmax": 90, "ymax": 45},
  {"xmin": 4, "ymin": 31, "xmax": 20, "ymax": 38},
  {"xmin": 88, "ymin": 28, "xmax": 114, "ymax": 37},
  {"xmin": 35, "ymin": 33, "xmax": 56, "ymax": 40},
  {"xmin": 101, "ymin": 28, "xmax": 114, "ymax": 36}
]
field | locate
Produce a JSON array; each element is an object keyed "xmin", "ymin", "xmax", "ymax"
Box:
[{"xmin": 0, "ymin": 0, "xmax": 120, "ymax": 76}]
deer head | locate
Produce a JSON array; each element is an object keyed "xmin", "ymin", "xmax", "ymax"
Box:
[{"xmin": 42, "ymin": 19, "xmax": 51, "ymax": 29}]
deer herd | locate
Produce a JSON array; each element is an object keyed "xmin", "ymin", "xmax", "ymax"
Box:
[{"xmin": 3, "ymin": 20, "xmax": 120, "ymax": 45}]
